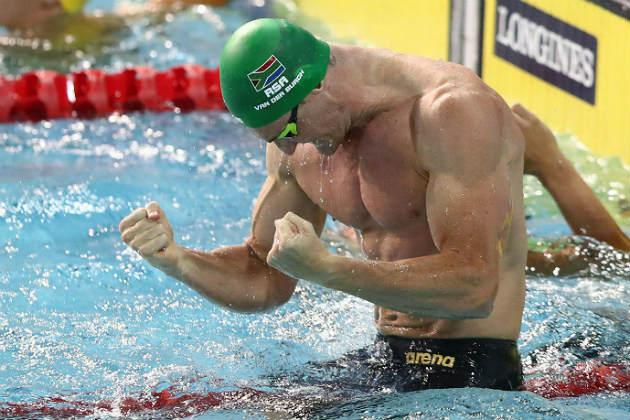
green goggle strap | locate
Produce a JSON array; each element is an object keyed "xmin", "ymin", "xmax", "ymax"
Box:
[
  {"xmin": 267, "ymin": 104, "xmax": 299, "ymax": 143},
  {"xmin": 277, "ymin": 122, "xmax": 297, "ymax": 138}
]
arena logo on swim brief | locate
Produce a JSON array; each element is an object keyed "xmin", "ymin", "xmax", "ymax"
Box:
[
  {"xmin": 494, "ymin": 0, "xmax": 598, "ymax": 104},
  {"xmin": 405, "ymin": 352, "xmax": 455, "ymax": 368}
]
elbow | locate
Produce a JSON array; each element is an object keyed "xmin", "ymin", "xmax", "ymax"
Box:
[
  {"xmin": 247, "ymin": 267, "xmax": 296, "ymax": 313},
  {"xmin": 260, "ymin": 273, "xmax": 295, "ymax": 311},
  {"xmin": 456, "ymin": 270, "xmax": 498, "ymax": 319},
  {"xmin": 224, "ymin": 293, "xmax": 287, "ymax": 314},
  {"xmin": 463, "ymin": 294, "xmax": 494, "ymax": 318},
  {"xmin": 228, "ymin": 275, "xmax": 295, "ymax": 314},
  {"xmin": 218, "ymin": 245, "xmax": 296, "ymax": 313}
]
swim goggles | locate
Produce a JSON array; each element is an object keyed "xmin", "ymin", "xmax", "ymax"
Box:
[{"xmin": 266, "ymin": 104, "xmax": 298, "ymax": 143}]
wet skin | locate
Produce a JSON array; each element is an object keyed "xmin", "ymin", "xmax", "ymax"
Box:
[
  {"xmin": 120, "ymin": 44, "xmax": 527, "ymax": 342},
  {"xmin": 252, "ymin": 46, "xmax": 527, "ymax": 340}
]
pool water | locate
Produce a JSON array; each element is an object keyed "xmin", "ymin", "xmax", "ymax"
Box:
[{"xmin": 1, "ymin": 1, "xmax": 629, "ymax": 419}]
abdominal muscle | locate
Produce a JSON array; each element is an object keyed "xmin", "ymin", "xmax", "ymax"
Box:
[
  {"xmin": 361, "ymin": 228, "xmax": 524, "ymax": 341},
  {"xmin": 360, "ymin": 229, "xmax": 458, "ymax": 339},
  {"xmin": 375, "ymin": 306, "xmax": 446, "ymax": 338},
  {"xmin": 372, "ymin": 270, "xmax": 525, "ymax": 340}
]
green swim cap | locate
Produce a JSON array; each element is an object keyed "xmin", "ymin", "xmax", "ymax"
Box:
[{"xmin": 220, "ymin": 19, "xmax": 330, "ymax": 128}]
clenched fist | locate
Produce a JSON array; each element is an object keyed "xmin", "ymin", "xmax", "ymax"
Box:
[
  {"xmin": 267, "ymin": 212, "xmax": 331, "ymax": 281},
  {"xmin": 119, "ymin": 201, "xmax": 180, "ymax": 271}
]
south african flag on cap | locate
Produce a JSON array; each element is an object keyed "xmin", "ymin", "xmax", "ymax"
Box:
[{"xmin": 247, "ymin": 55, "xmax": 286, "ymax": 92}]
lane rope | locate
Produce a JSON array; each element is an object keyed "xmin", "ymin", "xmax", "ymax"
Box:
[
  {"xmin": 523, "ymin": 360, "xmax": 630, "ymax": 398},
  {"xmin": 1, "ymin": 360, "xmax": 628, "ymax": 418},
  {"xmin": 0, "ymin": 65, "xmax": 226, "ymax": 123},
  {"xmin": 0, "ymin": 386, "xmax": 267, "ymax": 418}
]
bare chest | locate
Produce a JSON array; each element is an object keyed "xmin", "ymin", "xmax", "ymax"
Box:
[{"xmin": 290, "ymin": 132, "xmax": 429, "ymax": 235}]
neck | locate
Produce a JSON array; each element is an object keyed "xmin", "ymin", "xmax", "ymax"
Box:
[{"xmin": 328, "ymin": 44, "xmax": 423, "ymax": 130}]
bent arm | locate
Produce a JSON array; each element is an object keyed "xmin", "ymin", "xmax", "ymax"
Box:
[
  {"xmin": 512, "ymin": 103, "xmax": 629, "ymax": 253},
  {"xmin": 526, "ymin": 247, "xmax": 588, "ymax": 276},
  {"xmin": 167, "ymin": 243, "xmax": 292, "ymax": 312},
  {"xmin": 525, "ymin": 158, "xmax": 629, "ymax": 275},
  {"xmin": 536, "ymin": 159, "xmax": 629, "ymax": 252},
  {"xmin": 315, "ymin": 167, "xmax": 510, "ymax": 319},
  {"xmin": 298, "ymin": 94, "xmax": 515, "ymax": 319},
  {"xmin": 165, "ymin": 145, "xmax": 326, "ymax": 312},
  {"xmin": 524, "ymin": 157, "xmax": 629, "ymax": 276}
]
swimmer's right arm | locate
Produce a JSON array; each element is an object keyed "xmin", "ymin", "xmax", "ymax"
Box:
[
  {"xmin": 119, "ymin": 144, "xmax": 326, "ymax": 312},
  {"xmin": 512, "ymin": 103, "xmax": 630, "ymax": 253}
]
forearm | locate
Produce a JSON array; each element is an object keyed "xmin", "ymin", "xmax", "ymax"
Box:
[
  {"xmin": 526, "ymin": 248, "xmax": 589, "ymax": 276},
  {"xmin": 538, "ymin": 158, "xmax": 630, "ymax": 252},
  {"xmin": 315, "ymin": 251, "xmax": 496, "ymax": 319},
  {"xmin": 165, "ymin": 244, "xmax": 296, "ymax": 312}
]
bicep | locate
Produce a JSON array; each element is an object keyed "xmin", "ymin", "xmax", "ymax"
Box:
[
  {"xmin": 426, "ymin": 168, "xmax": 511, "ymax": 267},
  {"xmin": 421, "ymin": 93, "xmax": 513, "ymax": 265},
  {"xmin": 247, "ymin": 146, "xmax": 327, "ymax": 258}
]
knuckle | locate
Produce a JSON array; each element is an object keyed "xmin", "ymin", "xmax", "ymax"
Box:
[
  {"xmin": 141, "ymin": 242, "xmax": 155, "ymax": 254},
  {"xmin": 148, "ymin": 224, "xmax": 161, "ymax": 234}
]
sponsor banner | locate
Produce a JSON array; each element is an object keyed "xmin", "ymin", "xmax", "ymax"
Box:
[
  {"xmin": 483, "ymin": 0, "xmax": 630, "ymax": 164},
  {"xmin": 495, "ymin": 0, "xmax": 597, "ymax": 104}
]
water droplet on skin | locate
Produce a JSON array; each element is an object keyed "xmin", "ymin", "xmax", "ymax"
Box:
[{"xmin": 319, "ymin": 155, "xmax": 325, "ymax": 193}]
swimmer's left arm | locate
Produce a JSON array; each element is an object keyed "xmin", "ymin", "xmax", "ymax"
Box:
[{"xmin": 268, "ymin": 93, "xmax": 513, "ymax": 319}]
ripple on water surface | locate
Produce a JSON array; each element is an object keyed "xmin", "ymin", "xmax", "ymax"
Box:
[{"xmin": 1, "ymin": 4, "xmax": 630, "ymax": 418}]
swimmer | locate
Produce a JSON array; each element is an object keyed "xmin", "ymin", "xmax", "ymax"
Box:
[
  {"xmin": 0, "ymin": 0, "xmax": 66, "ymax": 31},
  {"xmin": 0, "ymin": 0, "xmax": 232, "ymax": 70},
  {"xmin": 0, "ymin": 0, "xmax": 228, "ymax": 32},
  {"xmin": 511, "ymin": 103, "xmax": 630, "ymax": 275},
  {"xmin": 121, "ymin": 19, "xmax": 528, "ymax": 391},
  {"xmin": 0, "ymin": 0, "xmax": 98, "ymax": 32}
]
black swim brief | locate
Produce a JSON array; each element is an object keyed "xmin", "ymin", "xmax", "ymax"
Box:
[
  {"xmin": 374, "ymin": 334, "xmax": 523, "ymax": 391},
  {"xmin": 275, "ymin": 334, "xmax": 523, "ymax": 393}
]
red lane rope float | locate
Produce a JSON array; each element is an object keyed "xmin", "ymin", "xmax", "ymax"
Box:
[
  {"xmin": 0, "ymin": 387, "xmax": 267, "ymax": 419},
  {"xmin": 1, "ymin": 360, "xmax": 628, "ymax": 418},
  {"xmin": 524, "ymin": 360, "xmax": 630, "ymax": 398},
  {"xmin": 0, "ymin": 65, "xmax": 226, "ymax": 123}
]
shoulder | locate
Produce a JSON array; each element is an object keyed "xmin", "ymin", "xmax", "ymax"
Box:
[
  {"xmin": 412, "ymin": 79, "xmax": 508, "ymax": 173},
  {"xmin": 420, "ymin": 76, "xmax": 503, "ymax": 137}
]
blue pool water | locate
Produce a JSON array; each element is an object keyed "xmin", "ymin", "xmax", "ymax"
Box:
[{"xmin": 1, "ymin": 1, "xmax": 629, "ymax": 419}]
